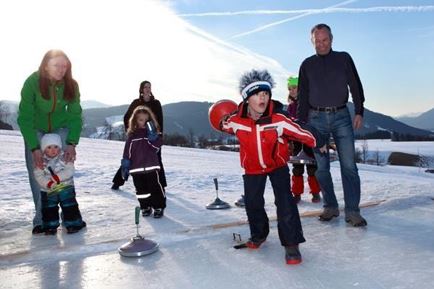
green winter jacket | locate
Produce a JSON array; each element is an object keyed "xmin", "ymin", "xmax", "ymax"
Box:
[{"xmin": 17, "ymin": 72, "xmax": 83, "ymax": 150}]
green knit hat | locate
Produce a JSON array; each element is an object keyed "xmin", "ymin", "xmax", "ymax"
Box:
[{"xmin": 287, "ymin": 76, "xmax": 298, "ymax": 87}]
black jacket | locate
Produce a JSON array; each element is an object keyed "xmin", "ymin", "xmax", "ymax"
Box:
[
  {"xmin": 297, "ymin": 50, "xmax": 365, "ymax": 122},
  {"xmin": 123, "ymin": 97, "xmax": 164, "ymax": 132}
]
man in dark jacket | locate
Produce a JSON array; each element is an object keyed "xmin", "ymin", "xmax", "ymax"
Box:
[{"xmin": 297, "ymin": 23, "xmax": 367, "ymax": 227}]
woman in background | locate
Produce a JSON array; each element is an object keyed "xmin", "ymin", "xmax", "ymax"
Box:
[{"xmin": 111, "ymin": 80, "xmax": 167, "ymax": 190}]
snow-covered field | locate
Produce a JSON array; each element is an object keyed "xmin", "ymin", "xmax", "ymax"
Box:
[
  {"xmin": 1, "ymin": 130, "xmax": 434, "ymax": 289},
  {"xmin": 354, "ymin": 139, "xmax": 434, "ymax": 165}
]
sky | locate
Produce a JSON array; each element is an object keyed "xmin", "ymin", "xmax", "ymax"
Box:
[
  {"xmin": 1, "ymin": 0, "xmax": 434, "ymax": 117},
  {"xmin": 1, "ymin": 129, "xmax": 434, "ymax": 289}
]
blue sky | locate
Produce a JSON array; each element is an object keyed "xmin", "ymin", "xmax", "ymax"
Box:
[
  {"xmin": 1, "ymin": 0, "xmax": 433, "ymax": 117},
  {"xmin": 171, "ymin": 0, "xmax": 434, "ymax": 116}
]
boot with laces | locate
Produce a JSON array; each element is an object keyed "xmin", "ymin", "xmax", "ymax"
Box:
[
  {"xmin": 319, "ymin": 207, "xmax": 340, "ymax": 221},
  {"xmin": 345, "ymin": 211, "xmax": 367, "ymax": 227}
]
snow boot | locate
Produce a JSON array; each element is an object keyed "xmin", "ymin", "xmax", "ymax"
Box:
[
  {"xmin": 153, "ymin": 208, "xmax": 164, "ymax": 218},
  {"xmin": 32, "ymin": 225, "xmax": 44, "ymax": 234},
  {"xmin": 285, "ymin": 245, "xmax": 302, "ymax": 265},
  {"xmin": 142, "ymin": 207, "xmax": 152, "ymax": 217},
  {"xmin": 111, "ymin": 184, "xmax": 120, "ymax": 190},
  {"xmin": 308, "ymin": 176, "xmax": 321, "ymax": 203},
  {"xmin": 345, "ymin": 212, "xmax": 367, "ymax": 227},
  {"xmin": 319, "ymin": 207, "xmax": 340, "ymax": 221},
  {"xmin": 66, "ymin": 221, "xmax": 87, "ymax": 234},
  {"xmin": 311, "ymin": 193, "xmax": 321, "ymax": 203},
  {"xmin": 45, "ymin": 228, "xmax": 57, "ymax": 235},
  {"xmin": 293, "ymin": 194, "xmax": 301, "ymax": 204},
  {"xmin": 234, "ymin": 195, "xmax": 245, "ymax": 207}
]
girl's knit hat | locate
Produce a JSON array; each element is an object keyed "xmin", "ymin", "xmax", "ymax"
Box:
[
  {"xmin": 40, "ymin": 133, "xmax": 62, "ymax": 152},
  {"xmin": 239, "ymin": 69, "xmax": 275, "ymax": 101}
]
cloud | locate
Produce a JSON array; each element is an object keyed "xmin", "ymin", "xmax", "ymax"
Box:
[{"xmin": 0, "ymin": 0, "xmax": 292, "ymax": 107}]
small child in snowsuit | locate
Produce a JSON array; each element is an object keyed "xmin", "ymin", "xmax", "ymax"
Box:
[
  {"xmin": 34, "ymin": 133, "xmax": 86, "ymax": 235},
  {"xmin": 287, "ymin": 76, "xmax": 321, "ymax": 203},
  {"xmin": 121, "ymin": 106, "xmax": 166, "ymax": 218},
  {"xmin": 221, "ymin": 69, "xmax": 326, "ymax": 265}
]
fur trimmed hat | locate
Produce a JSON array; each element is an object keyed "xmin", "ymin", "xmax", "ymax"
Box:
[
  {"xmin": 40, "ymin": 133, "xmax": 62, "ymax": 152},
  {"xmin": 239, "ymin": 69, "xmax": 275, "ymax": 101}
]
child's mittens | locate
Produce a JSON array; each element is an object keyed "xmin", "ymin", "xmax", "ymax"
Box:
[
  {"xmin": 47, "ymin": 174, "xmax": 61, "ymax": 189},
  {"xmin": 146, "ymin": 121, "xmax": 159, "ymax": 141},
  {"xmin": 121, "ymin": 159, "xmax": 131, "ymax": 181}
]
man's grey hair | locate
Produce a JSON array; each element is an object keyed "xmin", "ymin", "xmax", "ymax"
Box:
[{"xmin": 311, "ymin": 23, "xmax": 333, "ymax": 40}]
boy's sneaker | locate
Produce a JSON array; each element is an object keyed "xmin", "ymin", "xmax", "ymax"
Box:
[
  {"xmin": 293, "ymin": 195, "xmax": 301, "ymax": 204},
  {"xmin": 32, "ymin": 225, "xmax": 44, "ymax": 234},
  {"xmin": 345, "ymin": 212, "xmax": 367, "ymax": 227},
  {"xmin": 142, "ymin": 207, "xmax": 153, "ymax": 217},
  {"xmin": 153, "ymin": 208, "xmax": 164, "ymax": 218},
  {"xmin": 45, "ymin": 228, "xmax": 57, "ymax": 235},
  {"xmin": 285, "ymin": 245, "xmax": 302, "ymax": 265},
  {"xmin": 311, "ymin": 193, "xmax": 321, "ymax": 203},
  {"xmin": 245, "ymin": 238, "xmax": 266, "ymax": 249},
  {"xmin": 319, "ymin": 207, "xmax": 340, "ymax": 221}
]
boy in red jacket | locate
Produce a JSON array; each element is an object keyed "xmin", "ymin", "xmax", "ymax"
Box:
[{"xmin": 221, "ymin": 69, "xmax": 326, "ymax": 265}]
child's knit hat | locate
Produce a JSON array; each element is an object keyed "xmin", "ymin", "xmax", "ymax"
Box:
[
  {"xmin": 239, "ymin": 69, "xmax": 275, "ymax": 101},
  {"xmin": 40, "ymin": 133, "xmax": 62, "ymax": 152},
  {"xmin": 287, "ymin": 76, "xmax": 298, "ymax": 87}
]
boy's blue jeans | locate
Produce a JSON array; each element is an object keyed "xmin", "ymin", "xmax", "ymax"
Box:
[{"xmin": 308, "ymin": 107, "xmax": 361, "ymax": 213}]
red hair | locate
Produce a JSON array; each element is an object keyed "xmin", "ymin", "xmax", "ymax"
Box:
[{"xmin": 38, "ymin": 49, "xmax": 77, "ymax": 101}]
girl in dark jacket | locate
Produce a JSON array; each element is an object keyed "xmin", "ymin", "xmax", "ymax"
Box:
[
  {"xmin": 112, "ymin": 80, "xmax": 167, "ymax": 189},
  {"xmin": 120, "ymin": 106, "xmax": 166, "ymax": 218}
]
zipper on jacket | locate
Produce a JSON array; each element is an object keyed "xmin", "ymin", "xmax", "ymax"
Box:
[
  {"xmin": 48, "ymin": 85, "xmax": 57, "ymax": 132},
  {"xmin": 256, "ymin": 124, "xmax": 266, "ymax": 169}
]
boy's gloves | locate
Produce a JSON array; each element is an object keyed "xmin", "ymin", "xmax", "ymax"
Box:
[
  {"xmin": 121, "ymin": 159, "xmax": 131, "ymax": 181},
  {"xmin": 220, "ymin": 114, "xmax": 231, "ymax": 130},
  {"xmin": 146, "ymin": 121, "xmax": 158, "ymax": 141}
]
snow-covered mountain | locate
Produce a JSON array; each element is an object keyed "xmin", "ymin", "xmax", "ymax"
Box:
[
  {"xmin": 396, "ymin": 107, "xmax": 434, "ymax": 132},
  {"xmin": 1, "ymin": 130, "xmax": 434, "ymax": 289},
  {"xmin": 80, "ymin": 100, "xmax": 110, "ymax": 109},
  {"xmin": 2, "ymin": 99, "xmax": 432, "ymax": 139}
]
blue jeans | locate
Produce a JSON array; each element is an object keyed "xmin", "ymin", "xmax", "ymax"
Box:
[
  {"xmin": 24, "ymin": 128, "xmax": 69, "ymax": 227},
  {"xmin": 308, "ymin": 107, "xmax": 361, "ymax": 213}
]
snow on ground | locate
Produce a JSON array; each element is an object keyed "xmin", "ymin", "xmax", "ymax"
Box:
[{"xmin": 1, "ymin": 130, "xmax": 434, "ymax": 289}]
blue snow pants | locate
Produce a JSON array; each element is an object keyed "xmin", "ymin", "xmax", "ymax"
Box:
[{"xmin": 40, "ymin": 186, "xmax": 84, "ymax": 230}]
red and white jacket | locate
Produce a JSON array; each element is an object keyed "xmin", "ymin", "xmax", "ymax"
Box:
[{"xmin": 222, "ymin": 101, "xmax": 323, "ymax": 175}]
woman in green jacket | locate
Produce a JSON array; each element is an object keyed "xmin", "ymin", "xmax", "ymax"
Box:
[{"xmin": 17, "ymin": 49, "xmax": 83, "ymax": 234}]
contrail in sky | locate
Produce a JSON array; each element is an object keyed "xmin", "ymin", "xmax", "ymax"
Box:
[
  {"xmin": 229, "ymin": 0, "xmax": 357, "ymax": 39},
  {"xmin": 179, "ymin": 6, "xmax": 434, "ymax": 17},
  {"xmin": 178, "ymin": 4, "xmax": 434, "ymax": 39}
]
